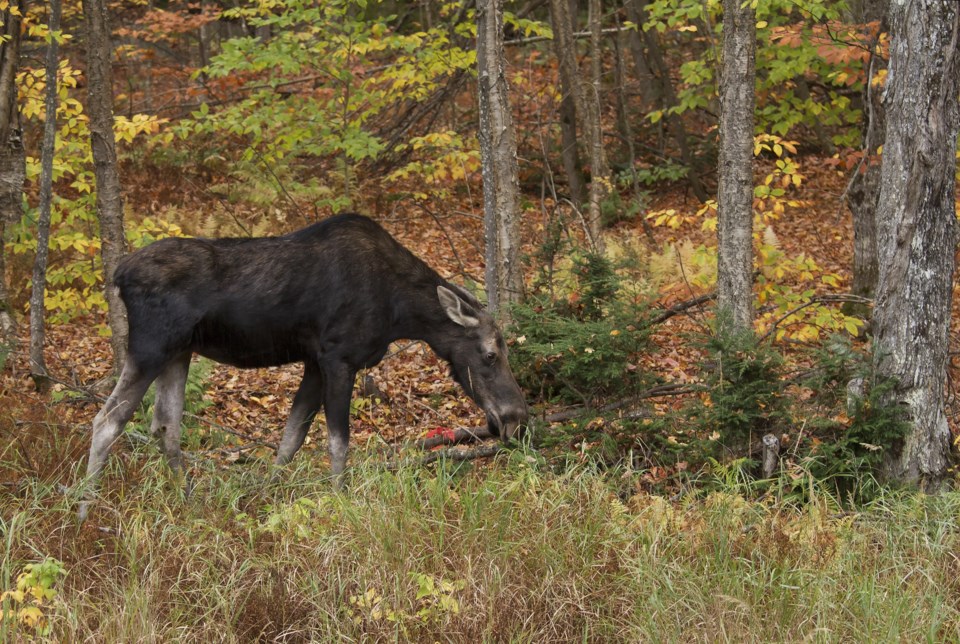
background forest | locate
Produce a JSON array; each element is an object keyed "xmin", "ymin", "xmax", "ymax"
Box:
[{"xmin": 1, "ymin": 0, "xmax": 960, "ymax": 640}]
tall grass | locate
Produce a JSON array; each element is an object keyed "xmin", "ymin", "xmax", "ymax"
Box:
[{"xmin": 2, "ymin": 437, "xmax": 960, "ymax": 641}]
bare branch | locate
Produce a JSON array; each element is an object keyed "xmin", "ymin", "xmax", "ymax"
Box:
[
  {"xmin": 383, "ymin": 443, "xmax": 504, "ymax": 471},
  {"xmin": 651, "ymin": 291, "xmax": 717, "ymax": 325}
]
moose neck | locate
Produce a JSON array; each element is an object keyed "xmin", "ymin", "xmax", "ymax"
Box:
[{"xmin": 389, "ymin": 279, "xmax": 468, "ymax": 363}]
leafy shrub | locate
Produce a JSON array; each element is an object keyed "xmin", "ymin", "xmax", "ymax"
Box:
[
  {"xmin": 691, "ymin": 321, "xmax": 791, "ymax": 452},
  {"xmin": 793, "ymin": 339, "xmax": 911, "ymax": 503},
  {"xmin": 510, "ymin": 246, "xmax": 654, "ymax": 406},
  {"xmin": 1, "ymin": 557, "xmax": 67, "ymax": 638}
]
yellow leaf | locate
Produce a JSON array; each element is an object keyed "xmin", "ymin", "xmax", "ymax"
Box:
[
  {"xmin": 844, "ymin": 318, "xmax": 861, "ymax": 337},
  {"xmin": 18, "ymin": 605, "xmax": 43, "ymax": 627},
  {"xmin": 1, "ymin": 589, "xmax": 24, "ymax": 603}
]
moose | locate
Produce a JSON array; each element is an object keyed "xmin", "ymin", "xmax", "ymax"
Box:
[{"xmin": 79, "ymin": 214, "xmax": 528, "ymax": 520}]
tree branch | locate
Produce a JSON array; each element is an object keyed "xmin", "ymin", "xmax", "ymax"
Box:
[
  {"xmin": 383, "ymin": 443, "xmax": 504, "ymax": 471},
  {"xmin": 651, "ymin": 291, "xmax": 717, "ymax": 325},
  {"xmin": 408, "ymin": 382, "xmax": 693, "ymax": 450}
]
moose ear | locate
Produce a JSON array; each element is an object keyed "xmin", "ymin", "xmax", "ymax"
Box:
[{"xmin": 437, "ymin": 285, "xmax": 480, "ymax": 328}]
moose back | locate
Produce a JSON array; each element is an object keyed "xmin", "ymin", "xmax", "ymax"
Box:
[{"xmin": 80, "ymin": 214, "xmax": 528, "ymax": 519}]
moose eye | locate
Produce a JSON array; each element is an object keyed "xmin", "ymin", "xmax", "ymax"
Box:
[{"xmin": 483, "ymin": 350, "xmax": 497, "ymax": 364}]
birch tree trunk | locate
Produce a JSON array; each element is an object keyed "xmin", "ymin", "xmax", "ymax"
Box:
[
  {"xmin": 715, "ymin": 0, "xmax": 756, "ymax": 332},
  {"xmin": 83, "ymin": 0, "xmax": 129, "ymax": 374},
  {"xmin": 873, "ymin": 0, "xmax": 960, "ymax": 489},
  {"xmin": 0, "ymin": 0, "xmax": 24, "ymax": 353},
  {"xmin": 476, "ymin": 0, "xmax": 522, "ymax": 322},
  {"xmin": 30, "ymin": 0, "xmax": 62, "ymax": 384}
]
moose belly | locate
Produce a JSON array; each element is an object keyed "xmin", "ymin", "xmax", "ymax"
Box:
[{"xmin": 191, "ymin": 318, "xmax": 307, "ymax": 368}]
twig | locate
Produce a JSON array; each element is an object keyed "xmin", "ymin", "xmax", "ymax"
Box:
[
  {"xmin": 417, "ymin": 202, "xmax": 478, "ymax": 282},
  {"xmin": 837, "ymin": 33, "xmax": 881, "ymax": 222},
  {"xmin": 651, "ymin": 291, "xmax": 717, "ymax": 325},
  {"xmin": 674, "ymin": 246, "xmax": 711, "ymax": 331},
  {"xmin": 504, "ymin": 25, "xmax": 630, "ymax": 46},
  {"xmin": 383, "ymin": 443, "xmax": 503, "ymax": 471},
  {"xmin": 408, "ymin": 382, "xmax": 693, "ymax": 450}
]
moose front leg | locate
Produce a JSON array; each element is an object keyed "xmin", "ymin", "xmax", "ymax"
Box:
[{"xmin": 322, "ymin": 364, "xmax": 357, "ymax": 487}]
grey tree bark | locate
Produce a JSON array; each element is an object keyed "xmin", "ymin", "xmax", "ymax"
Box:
[
  {"xmin": 873, "ymin": 0, "xmax": 960, "ymax": 489},
  {"xmin": 844, "ymin": 2, "xmax": 888, "ymax": 315},
  {"xmin": 30, "ymin": 0, "xmax": 62, "ymax": 384},
  {"xmin": 621, "ymin": 0, "xmax": 660, "ymax": 111},
  {"xmin": 715, "ymin": 0, "xmax": 756, "ymax": 332},
  {"xmin": 624, "ymin": 0, "xmax": 708, "ymax": 203},
  {"xmin": 548, "ymin": 0, "xmax": 585, "ymax": 206},
  {"xmin": 83, "ymin": 0, "xmax": 129, "ymax": 375},
  {"xmin": 476, "ymin": 0, "xmax": 522, "ymax": 322},
  {"xmin": 584, "ymin": 0, "xmax": 608, "ymax": 250},
  {"xmin": 0, "ymin": 0, "xmax": 24, "ymax": 353}
]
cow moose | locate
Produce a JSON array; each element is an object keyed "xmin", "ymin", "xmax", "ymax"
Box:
[{"xmin": 79, "ymin": 214, "xmax": 528, "ymax": 520}]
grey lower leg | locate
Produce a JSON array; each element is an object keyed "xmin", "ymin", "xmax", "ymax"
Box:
[
  {"xmin": 151, "ymin": 355, "xmax": 190, "ymax": 473},
  {"xmin": 322, "ymin": 367, "xmax": 356, "ymax": 487},
  {"xmin": 79, "ymin": 358, "xmax": 157, "ymax": 521},
  {"xmin": 275, "ymin": 364, "xmax": 324, "ymax": 466}
]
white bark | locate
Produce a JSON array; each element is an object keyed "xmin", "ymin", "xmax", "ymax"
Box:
[
  {"xmin": 477, "ymin": 0, "xmax": 522, "ymax": 322},
  {"xmin": 716, "ymin": 0, "xmax": 756, "ymax": 332}
]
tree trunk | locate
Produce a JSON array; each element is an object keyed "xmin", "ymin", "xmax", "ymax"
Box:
[
  {"xmin": 715, "ymin": 0, "xmax": 756, "ymax": 332},
  {"xmin": 613, "ymin": 11, "xmax": 656, "ymax": 242},
  {"xmin": 845, "ymin": 10, "xmax": 887, "ymax": 316},
  {"xmin": 622, "ymin": 0, "xmax": 660, "ymax": 111},
  {"xmin": 844, "ymin": 40, "xmax": 885, "ymax": 310},
  {"xmin": 548, "ymin": 0, "xmax": 585, "ymax": 206},
  {"xmin": 0, "ymin": 0, "xmax": 23, "ymax": 353},
  {"xmin": 476, "ymin": 0, "xmax": 522, "ymax": 322},
  {"xmin": 873, "ymin": 0, "xmax": 960, "ymax": 489},
  {"xmin": 30, "ymin": 0, "xmax": 62, "ymax": 384},
  {"xmin": 629, "ymin": 0, "xmax": 708, "ymax": 203},
  {"xmin": 83, "ymin": 0, "xmax": 129, "ymax": 375},
  {"xmin": 584, "ymin": 0, "xmax": 608, "ymax": 250}
]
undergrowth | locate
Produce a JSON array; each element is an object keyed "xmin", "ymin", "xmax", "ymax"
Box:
[
  {"xmin": 509, "ymin": 220, "xmax": 658, "ymax": 407},
  {"xmin": 510, "ymin": 221, "xmax": 908, "ymax": 505},
  {"xmin": 1, "ymin": 439, "xmax": 958, "ymax": 641}
]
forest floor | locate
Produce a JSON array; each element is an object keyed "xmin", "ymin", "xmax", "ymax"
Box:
[{"xmin": 1, "ymin": 152, "xmax": 958, "ymax": 491}]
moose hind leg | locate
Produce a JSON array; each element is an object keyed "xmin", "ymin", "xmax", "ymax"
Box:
[
  {"xmin": 275, "ymin": 362, "xmax": 324, "ymax": 467},
  {"xmin": 151, "ymin": 353, "xmax": 191, "ymax": 475},
  {"xmin": 79, "ymin": 357, "xmax": 160, "ymax": 521}
]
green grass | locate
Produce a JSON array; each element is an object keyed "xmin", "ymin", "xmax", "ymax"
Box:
[{"xmin": 2, "ymin": 430, "xmax": 960, "ymax": 642}]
